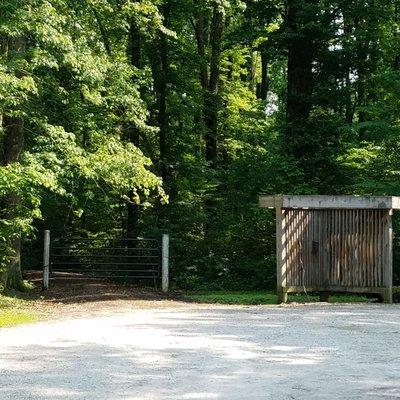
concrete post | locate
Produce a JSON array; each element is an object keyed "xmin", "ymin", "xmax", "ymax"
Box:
[
  {"xmin": 161, "ymin": 234, "xmax": 169, "ymax": 292},
  {"xmin": 43, "ymin": 230, "xmax": 50, "ymax": 290}
]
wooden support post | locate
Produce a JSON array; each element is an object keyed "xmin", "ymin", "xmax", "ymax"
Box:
[
  {"xmin": 43, "ymin": 230, "xmax": 50, "ymax": 290},
  {"xmin": 276, "ymin": 207, "xmax": 287, "ymax": 303},
  {"xmin": 161, "ymin": 233, "xmax": 169, "ymax": 293},
  {"xmin": 319, "ymin": 291, "xmax": 330, "ymax": 302},
  {"xmin": 384, "ymin": 210, "xmax": 393, "ymax": 304},
  {"xmin": 382, "ymin": 288, "xmax": 393, "ymax": 304}
]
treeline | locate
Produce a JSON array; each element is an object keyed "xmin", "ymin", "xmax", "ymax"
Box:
[{"xmin": 0, "ymin": 0, "xmax": 399, "ymax": 291}]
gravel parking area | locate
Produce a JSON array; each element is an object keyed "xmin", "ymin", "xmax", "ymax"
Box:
[{"xmin": 1, "ymin": 304, "xmax": 400, "ymax": 399}]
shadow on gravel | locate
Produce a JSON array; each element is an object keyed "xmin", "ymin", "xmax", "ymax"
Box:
[
  {"xmin": 17, "ymin": 271, "xmax": 177, "ymax": 305},
  {"xmin": 1, "ymin": 306, "xmax": 400, "ymax": 399}
]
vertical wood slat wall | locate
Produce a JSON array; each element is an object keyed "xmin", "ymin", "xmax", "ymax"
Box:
[{"xmin": 280, "ymin": 208, "xmax": 391, "ymax": 292}]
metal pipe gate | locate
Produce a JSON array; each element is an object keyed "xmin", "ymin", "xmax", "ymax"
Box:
[{"xmin": 43, "ymin": 232, "xmax": 169, "ymax": 292}]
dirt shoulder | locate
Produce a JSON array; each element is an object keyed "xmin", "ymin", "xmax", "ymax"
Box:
[
  {"xmin": 5, "ymin": 272, "xmax": 398, "ymax": 325},
  {"xmin": 5, "ymin": 272, "xmax": 201, "ymax": 322}
]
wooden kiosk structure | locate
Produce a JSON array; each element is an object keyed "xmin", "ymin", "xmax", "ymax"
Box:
[{"xmin": 259, "ymin": 196, "xmax": 398, "ymax": 303}]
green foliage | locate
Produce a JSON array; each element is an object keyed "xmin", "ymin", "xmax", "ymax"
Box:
[
  {"xmin": 1, "ymin": 0, "xmax": 399, "ymax": 291},
  {"xmin": 0, "ymin": 0, "xmax": 166, "ymax": 284}
]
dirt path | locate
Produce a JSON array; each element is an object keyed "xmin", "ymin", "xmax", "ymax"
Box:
[
  {"xmin": 14, "ymin": 273, "xmax": 192, "ymax": 320},
  {"xmin": 1, "ymin": 303, "xmax": 400, "ymax": 400}
]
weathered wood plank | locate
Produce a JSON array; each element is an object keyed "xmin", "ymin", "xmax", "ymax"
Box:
[
  {"xmin": 263, "ymin": 196, "xmax": 394, "ymax": 303},
  {"xmin": 377, "ymin": 210, "xmax": 383, "ymax": 287},
  {"xmin": 259, "ymin": 195, "xmax": 400, "ymax": 209},
  {"xmin": 259, "ymin": 196, "xmax": 283, "ymax": 208},
  {"xmin": 276, "ymin": 206, "xmax": 286, "ymax": 303},
  {"xmin": 285, "ymin": 286, "xmax": 391, "ymax": 295},
  {"xmin": 385, "ymin": 210, "xmax": 393, "ymax": 303},
  {"xmin": 286, "ymin": 209, "xmax": 292, "ymax": 287}
]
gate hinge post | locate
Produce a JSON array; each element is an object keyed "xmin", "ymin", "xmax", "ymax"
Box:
[
  {"xmin": 162, "ymin": 233, "xmax": 170, "ymax": 293},
  {"xmin": 43, "ymin": 230, "xmax": 50, "ymax": 290}
]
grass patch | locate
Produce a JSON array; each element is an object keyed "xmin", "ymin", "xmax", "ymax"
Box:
[
  {"xmin": 186, "ymin": 292, "xmax": 278, "ymax": 305},
  {"xmin": 0, "ymin": 293, "xmax": 38, "ymax": 328},
  {"xmin": 185, "ymin": 291, "xmax": 372, "ymax": 305},
  {"xmin": 0, "ymin": 293, "xmax": 26, "ymax": 309},
  {"xmin": 290, "ymin": 292, "xmax": 371, "ymax": 303},
  {"xmin": 0, "ymin": 310, "xmax": 37, "ymax": 327}
]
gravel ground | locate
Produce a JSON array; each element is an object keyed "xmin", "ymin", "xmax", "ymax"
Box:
[{"xmin": 0, "ymin": 304, "xmax": 400, "ymax": 400}]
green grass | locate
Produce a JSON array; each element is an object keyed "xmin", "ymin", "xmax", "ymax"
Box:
[
  {"xmin": 185, "ymin": 291, "xmax": 372, "ymax": 305},
  {"xmin": 0, "ymin": 294, "xmax": 38, "ymax": 328},
  {"xmin": 0, "ymin": 310, "xmax": 37, "ymax": 327},
  {"xmin": 186, "ymin": 292, "xmax": 278, "ymax": 305},
  {"xmin": 0, "ymin": 293, "xmax": 25, "ymax": 308}
]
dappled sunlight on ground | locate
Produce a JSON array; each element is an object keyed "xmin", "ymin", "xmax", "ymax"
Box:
[{"xmin": 0, "ymin": 304, "xmax": 400, "ymax": 399}]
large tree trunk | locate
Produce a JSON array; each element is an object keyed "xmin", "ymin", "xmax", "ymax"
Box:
[
  {"xmin": 395, "ymin": 6, "xmax": 400, "ymax": 70},
  {"xmin": 3, "ymin": 238, "xmax": 22, "ymax": 290},
  {"xmin": 91, "ymin": 5, "xmax": 112, "ymax": 56},
  {"xmin": 149, "ymin": 2, "xmax": 171, "ymax": 229},
  {"xmin": 257, "ymin": 47, "xmax": 269, "ymax": 100},
  {"xmin": 193, "ymin": 3, "xmax": 224, "ymax": 238},
  {"xmin": 194, "ymin": 14, "xmax": 209, "ymax": 92},
  {"xmin": 3, "ymin": 120, "xmax": 24, "ymax": 289},
  {"xmin": 343, "ymin": 10, "xmax": 354, "ymax": 123},
  {"xmin": 126, "ymin": 16, "xmax": 142, "ymax": 239},
  {"xmin": 157, "ymin": 2, "xmax": 170, "ymax": 183},
  {"xmin": 247, "ymin": 49, "xmax": 257, "ymax": 94},
  {"xmin": 395, "ymin": 55, "xmax": 400, "ymax": 71},
  {"xmin": 1, "ymin": 36, "xmax": 26, "ymax": 290},
  {"xmin": 204, "ymin": 4, "xmax": 223, "ymax": 164},
  {"xmin": 285, "ymin": 0, "xmax": 315, "ymax": 156}
]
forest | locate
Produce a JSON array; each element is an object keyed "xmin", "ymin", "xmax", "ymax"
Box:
[{"xmin": 0, "ymin": 0, "xmax": 399, "ymax": 292}]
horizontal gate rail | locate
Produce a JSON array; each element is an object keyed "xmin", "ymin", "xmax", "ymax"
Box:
[
  {"xmin": 51, "ymin": 262, "xmax": 159, "ymax": 266},
  {"xmin": 48, "ymin": 236, "xmax": 161, "ymax": 283}
]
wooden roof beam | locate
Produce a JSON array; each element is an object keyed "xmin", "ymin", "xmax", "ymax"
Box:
[{"xmin": 259, "ymin": 195, "xmax": 400, "ymax": 209}]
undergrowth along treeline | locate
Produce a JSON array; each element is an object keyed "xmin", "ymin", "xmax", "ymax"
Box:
[{"xmin": 1, "ymin": 0, "xmax": 400, "ymax": 291}]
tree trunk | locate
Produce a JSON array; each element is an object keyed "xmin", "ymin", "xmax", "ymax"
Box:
[
  {"xmin": 395, "ymin": 55, "xmax": 400, "ymax": 71},
  {"xmin": 127, "ymin": 16, "xmax": 141, "ymax": 69},
  {"xmin": 204, "ymin": 4, "xmax": 223, "ymax": 164},
  {"xmin": 149, "ymin": 2, "xmax": 171, "ymax": 230},
  {"xmin": 157, "ymin": 2, "xmax": 170, "ymax": 183},
  {"xmin": 343, "ymin": 10, "xmax": 354, "ymax": 123},
  {"xmin": 126, "ymin": 15, "xmax": 142, "ymax": 239},
  {"xmin": 248, "ymin": 49, "xmax": 257, "ymax": 94},
  {"xmin": 357, "ymin": 77, "xmax": 366, "ymax": 138},
  {"xmin": 285, "ymin": 0, "xmax": 315, "ymax": 155},
  {"xmin": 395, "ymin": 5, "xmax": 400, "ymax": 71},
  {"xmin": 1, "ymin": 36, "xmax": 26, "ymax": 290},
  {"xmin": 2, "ymin": 123, "xmax": 24, "ymax": 289},
  {"xmin": 4, "ymin": 239, "xmax": 22, "ymax": 290},
  {"xmin": 354, "ymin": 13, "xmax": 368, "ymax": 140},
  {"xmin": 257, "ymin": 47, "xmax": 269, "ymax": 100},
  {"xmin": 196, "ymin": 3, "xmax": 224, "ymax": 238},
  {"xmin": 91, "ymin": 6, "xmax": 112, "ymax": 56},
  {"xmin": 345, "ymin": 71, "xmax": 354, "ymax": 123},
  {"xmin": 194, "ymin": 15, "xmax": 209, "ymax": 91},
  {"xmin": 192, "ymin": 3, "xmax": 224, "ymax": 238}
]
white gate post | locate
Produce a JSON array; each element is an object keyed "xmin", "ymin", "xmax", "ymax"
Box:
[
  {"xmin": 43, "ymin": 230, "xmax": 50, "ymax": 290},
  {"xmin": 161, "ymin": 233, "xmax": 169, "ymax": 292}
]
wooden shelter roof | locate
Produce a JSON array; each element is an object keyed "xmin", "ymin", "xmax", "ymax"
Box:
[{"xmin": 259, "ymin": 195, "xmax": 400, "ymax": 209}]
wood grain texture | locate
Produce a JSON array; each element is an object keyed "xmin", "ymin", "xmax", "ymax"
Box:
[
  {"xmin": 277, "ymin": 208, "xmax": 392, "ymax": 303},
  {"xmin": 259, "ymin": 195, "xmax": 400, "ymax": 209}
]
